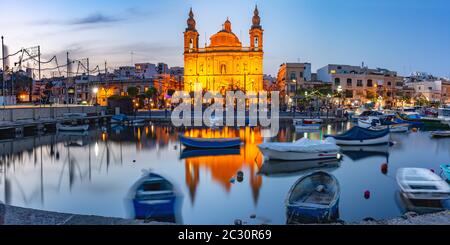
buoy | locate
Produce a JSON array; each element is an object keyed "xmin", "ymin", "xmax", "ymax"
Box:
[
  {"xmin": 133, "ymin": 160, "xmax": 136, "ymax": 163},
  {"xmin": 364, "ymin": 190, "xmax": 371, "ymax": 199},
  {"xmin": 230, "ymin": 178, "xmax": 236, "ymax": 184},
  {"xmin": 412, "ymin": 128, "xmax": 418, "ymax": 132},
  {"xmin": 237, "ymin": 171, "xmax": 244, "ymax": 178},
  {"xmin": 381, "ymin": 163, "xmax": 388, "ymax": 175}
]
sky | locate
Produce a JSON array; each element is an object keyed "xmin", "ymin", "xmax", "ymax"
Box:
[{"xmin": 1, "ymin": 0, "xmax": 449, "ymax": 78}]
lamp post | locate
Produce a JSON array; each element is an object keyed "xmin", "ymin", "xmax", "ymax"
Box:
[
  {"xmin": 337, "ymin": 85, "xmax": 343, "ymax": 107},
  {"xmin": 92, "ymin": 87, "xmax": 98, "ymax": 105}
]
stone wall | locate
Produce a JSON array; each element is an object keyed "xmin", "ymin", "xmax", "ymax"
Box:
[{"xmin": 0, "ymin": 106, "xmax": 106, "ymax": 122}]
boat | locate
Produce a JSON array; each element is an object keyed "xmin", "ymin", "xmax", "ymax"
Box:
[
  {"xmin": 440, "ymin": 164, "xmax": 450, "ymax": 181},
  {"xmin": 57, "ymin": 123, "xmax": 89, "ymax": 131},
  {"xmin": 293, "ymin": 119, "xmax": 322, "ymax": 131},
  {"xmin": 258, "ymin": 138, "xmax": 339, "ymax": 161},
  {"xmin": 395, "ymin": 191, "xmax": 450, "ymax": 215},
  {"xmin": 180, "ymin": 148, "xmax": 240, "ymax": 159},
  {"xmin": 370, "ymin": 124, "xmax": 409, "ymax": 133},
  {"xmin": 259, "ymin": 158, "xmax": 340, "ymax": 177},
  {"xmin": 179, "ymin": 134, "xmax": 242, "ymax": 149},
  {"xmin": 325, "ymin": 126, "xmax": 390, "ymax": 146},
  {"xmin": 63, "ymin": 112, "xmax": 88, "ymax": 119},
  {"xmin": 111, "ymin": 114, "xmax": 128, "ymax": 124},
  {"xmin": 286, "ymin": 171, "xmax": 340, "ymax": 224},
  {"xmin": 396, "ymin": 168, "xmax": 450, "ymax": 200},
  {"xmin": 431, "ymin": 131, "xmax": 450, "ymax": 138},
  {"xmin": 127, "ymin": 171, "xmax": 182, "ymax": 223},
  {"xmin": 358, "ymin": 116, "xmax": 382, "ymax": 128}
]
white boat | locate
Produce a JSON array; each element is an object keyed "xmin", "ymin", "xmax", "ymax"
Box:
[
  {"xmin": 370, "ymin": 124, "xmax": 409, "ymax": 133},
  {"xmin": 57, "ymin": 123, "xmax": 89, "ymax": 131},
  {"xmin": 325, "ymin": 126, "xmax": 390, "ymax": 146},
  {"xmin": 63, "ymin": 113, "xmax": 88, "ymax": 118},
  {"xmin": 293, "ymin": 119, "xmax": 322, "ymax": 131},
  {"xmin": 258, "ymin": 138, "xmax": 339, "ymax": 161},
  {"xmin": 358, "ymin": 116, "xmax": 382, "ymax": 128},
  {"xmin": 431, "ymin": 131, "xmax": 450, "ymax": 138},
  {"xmin": 396, "ymin": 168, "xmax": 450, "ymax": 200}
]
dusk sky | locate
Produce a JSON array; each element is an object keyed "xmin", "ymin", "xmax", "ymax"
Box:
[{"xmin": 1, "ymin": 0, "xmax": 449, "ymax": 77}]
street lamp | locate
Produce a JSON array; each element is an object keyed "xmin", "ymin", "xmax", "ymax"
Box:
[
  {"xmin": 92, "ymin": 87, "xmax": 99, "ymax": 105},
  {"xmin": 337, "ymin": 85, "xmax": 343, "ymax": 107}
]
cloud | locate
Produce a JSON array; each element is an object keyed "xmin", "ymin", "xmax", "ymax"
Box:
[{"xmin": 69, "ymin": 13, "xmax": 122, "ymax": 25}]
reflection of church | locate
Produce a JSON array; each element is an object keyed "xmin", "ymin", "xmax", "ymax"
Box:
[{"xmin": 183, "ymin": 6, "xmax": 264, "ymax": 93}]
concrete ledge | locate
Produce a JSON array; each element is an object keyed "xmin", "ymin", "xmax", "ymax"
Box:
[{"xmin": 1, "ymin": 205, "xmax": 164, "ymax": 225}]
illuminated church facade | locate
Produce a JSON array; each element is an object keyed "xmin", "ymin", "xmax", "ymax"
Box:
[{"xmin": 183, "ymin": 6, "xmax": 264, "ymax": 93}]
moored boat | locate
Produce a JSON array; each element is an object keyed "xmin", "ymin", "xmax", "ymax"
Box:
[
  {"xmin": 57, "ymin": 123, "xmax": 89, "ymax": 131},
  {"xmin": 286, "ymin": 171, "xmax": 340, "ymax": 224},
  {"xmin": 431, "ymin": 131, "xmax": 450, "ymax": 138},
  {"xmin": 179, "ymin": 134, "xmax": 242, "ymax": 149},
  {"xmin": 358, "ymin": 116, "xmax": 382, "ymax": 128},
  {"xmin": 325, "ymin": 126, "xmax": 390, "ymax": 146},
  {"xmin": 396, "ymin": 168, "xmax": 450, "ymax": 200},
  {"xmin": 370, "ymin": 124, "xmax": 409, "ymax": 133},
  {"xmin": 440, "ymin": 164, "xmax": 450, "ymax": 181},
  {"xmin": 293, "ymin": 119, "xmax": 322, "ymax": 131},
  {"xmin": 258, "ymin": 138, "xmax": 339, "ymax": 161}
]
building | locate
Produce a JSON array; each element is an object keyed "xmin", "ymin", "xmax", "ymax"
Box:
[
  {"xmin": 135, "ymin": 63, "xmax": 157, "ymax": 79},
  {"xmin": 114, "ymin": 66, "xmax": 136, "ymax": 80},
  {"xmin": 317, "ymin": 64, "xmax": 402, "ymax": 107},
  {"xmin": 183, "ymin": 6, "xmax": 264, "ymax": 93},
  {"xmin": 276, "ymin": 63, "xmax": 312, "ymax": 104},
  {"xmin": 157, "ymin": 63, "xmax": 169, "ymax": 75}
]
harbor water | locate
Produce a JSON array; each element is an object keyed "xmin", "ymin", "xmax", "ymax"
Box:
[{"xmin": 0, "ymin": 122, "xmax": 449, "ymax": 224}]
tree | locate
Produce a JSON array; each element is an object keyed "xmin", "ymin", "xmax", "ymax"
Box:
[
  {"xmin": 144, "ymin": 87, "xmax": 158, "ymax": 99},
  {"xmin": 127, "ymin": 86, "xmax": 139, "ymax": 98}
]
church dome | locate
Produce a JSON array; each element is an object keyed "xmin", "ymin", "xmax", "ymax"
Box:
[{"xmin": 209, "ymin": 19, "xmax": 242, "ymax": 47}]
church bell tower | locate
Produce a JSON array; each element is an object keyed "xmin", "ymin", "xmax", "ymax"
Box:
[
  {"xmin": 184, "ymin": 8, "xmax": 199, "ymax": 53},
  {"xmin": 249, "ymin": 5, "xmax": 263, "ymax": 51}
]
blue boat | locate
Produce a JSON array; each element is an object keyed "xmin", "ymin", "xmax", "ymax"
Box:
[
  {"xmin": 128, "ymin": 172, "xmax": 182, "ymax": 223},
  {"xmin": 440, "ymin": 164, "xmax": 450, "ymax": 181},
  {"xmin": 394, "ymin": 117, "xmax": 424, "ymax": 127},
  {"xmin": 179, "ymin": 134, "xmax": 242, "ymax": 149},
  {"xmin": 180, "ymin": 148, "xmax": 240, "ymax": 159},
  {"xmin": 325, "ymin": 126, "xmax": 390, "ymax": 145},
  {"xmin": 286, "ymin": 171, "xmax": 340, "ymax": 224}
]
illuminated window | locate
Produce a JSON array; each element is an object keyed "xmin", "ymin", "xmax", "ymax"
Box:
[
  {"xmin": 330, "ymin": 70, "xmax": 336, "ymax": 74},
  {"xmin": 347, "ymin": 78, "xmax": 352, "ymax": 86},
  {"xmin": 254, "ymin": 36, "xmax": 259, "ymax": 48},
  {"xmin": 189, "ymin": 38, "xmax": 194, "ymax": 49},
  {"xmin": 220, "ymin": 64, "xmax": 226, "ymax": 74}
]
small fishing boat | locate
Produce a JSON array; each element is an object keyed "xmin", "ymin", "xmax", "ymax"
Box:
[
  {"xmin": 395, "ymin": 191, "xmax": 450, "ymax": 215},
  {"xmin": 440, "ymin": 164, "xmax": 450, "ymax": 181},
  {"xmin": 370, "ymin": 124, "xmax": 409, "ymax": 133},
  {"xmin": 127, "ymin": 171, "xmax": 182, "ymax": 223},
  {"xmin": 396, "ymin": 168, "xmax": 450, "ymax": 200},
  {"xmin": 111, "ymin": 114, "xmax": 128, "ymax": 124},
  {"xmin": 286, "ymin": 171, "xmax": 340, "ymax": 224},
  {"xmin": 259, "ymin": 158, "xmax": 340, "ymax": 177},
  {"xmin": 293, "ymin": 119, "xmax": 322, "ymax": 131},
  {"xmin": 431, "ymin": 131, "xmax": 450, "ymax": 138},
  {"xmin": 258, "ymin": 138, "xmax": 339, "ymax": 161},
  {"xmin": 179, "ymin": 134, "xmax": 242, "ymax": 149},
  {"xmin": 358, "ymin": 116, "xmax": 382, "ymax": 128},
  {"xmin": 63, "ymin": 112, "xmax": 88, "ymax": 119},
  {"xmin": 57, "ymin": 123, "xmax": 89, "ymax": 131},
  {"xmin": 325, "ymin": 126, "xmax": 390, "ymax": 146},
  {"xmin": 180, "ymin": 148, "xmax": 240, "ymax": 159}
]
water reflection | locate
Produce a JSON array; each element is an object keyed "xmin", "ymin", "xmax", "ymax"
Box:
[
  {"xmin": 259, "ymin": 159, "xmax": 340, "ymax": 177},
  {"xmin": 0, "ymin": 122, "xmax": 449, "ymax": 224}
]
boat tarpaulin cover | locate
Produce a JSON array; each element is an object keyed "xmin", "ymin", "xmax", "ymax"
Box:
[
  {"xmin": 258, "ymin": 138, "xmax": 339, "ymax": 153},
  {"xmin": 326, "ymin": 126, "xmax": 389, "ymax": 141}
]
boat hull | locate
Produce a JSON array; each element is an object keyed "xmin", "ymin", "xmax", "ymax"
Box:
[
  {"xmin": 331, "ymin": 133, "xmax": 390, "ymax": 146},
  {"xmin": 179, "ymin": 135, "xmax": 242, "ymax": 149},
  {"xmin": 57, "ymin": 124, "xmax": 89, "ymax": 131},
  {"xmin": 259, "ymin": 148, "xmax": 338, "ymax": 161}
]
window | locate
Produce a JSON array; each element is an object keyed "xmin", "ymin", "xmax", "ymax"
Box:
[
  {"xmin": 347, "ymin": 78, "xmax": 352, "ymax": 86},
  {"xmin": 290, "ymin": 72, "xmax": 297, "ymax": 81},
  {"xmin": 189, "ymin": 38, "xmax": 193, "ymax": 49},
  {"xmin": 387, "ymin": 82, "xmax": 392, "ymax": 86},
  {"xmin": 396, "ymin": 82, "xmax": 403, "ymax": 87},
  {"xmin": 334, "ymin": 78, "xmax": 340, "ymax": 86},
  {"xmin": 300, "ymin": 72, "xmax": 303, "ymax": 79},
  {"xmin": 428, "ymin": 87, "xmax": 433, "ymax": 90},
  {"xmin": 357, "ymin": 80, "xmax": 363, "ymax": 87},
  {"xmin": 254, "ymin": 36, "xmax": 259, "ymax": 48},
  {"xmin": 367, "ymin": 79, "xmax": 373, "ymax": 87},
  {"xmin": 220, "ymin": 64, "xmax": 226, "ymax": 74}
]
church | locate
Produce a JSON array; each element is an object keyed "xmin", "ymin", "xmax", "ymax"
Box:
[{"xmin": 183, "ymin": 6, "xmax": 264, "ymax": 93}]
